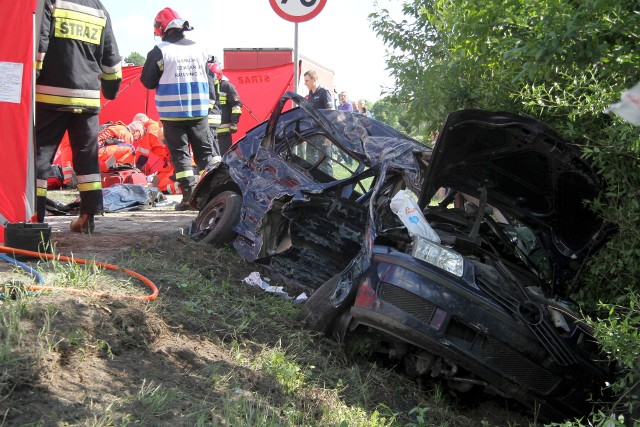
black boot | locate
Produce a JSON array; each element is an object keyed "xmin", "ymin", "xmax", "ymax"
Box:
[{"xmin": 175, "ymin": 186, "xmax": 196, "ymax": 211}]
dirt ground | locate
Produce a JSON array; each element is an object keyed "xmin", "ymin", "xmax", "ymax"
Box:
[
  {"xmin": 39, "ymin": 194, "xmax": 194, "ymax": 260},
  {"xmin": 0, "ymin": 195, "xmax": 534, "ymax": 426}
]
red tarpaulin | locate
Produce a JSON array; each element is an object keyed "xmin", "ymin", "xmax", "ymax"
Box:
[
  {"xmin": 0, "ymin": 0, "xmax": 39, "ymax": 243},
  {"xmin": 224, "ymin": 63, "xmax": 295, "ymax": 143},
  {"xmin": 99, "ymin": 66, "xmax": 158, "ymax": 124}
]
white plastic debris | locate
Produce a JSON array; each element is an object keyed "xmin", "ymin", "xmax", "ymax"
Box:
[
  {"xmin": 606, "ymin": 81, "xmax": 640, "ymax": 126},
  {"xmin": 549, "ymin": 308, "xmax": 570, "ymax": 333},
  {"xmin": 242, "ymin": 271, "xmax": 307, "ymax": 302},
  {"xmin": 294, "ymin": 292, "xmax": 308, "ymax": 305},
  {"xmin": 390, "ymin": 189, "xmax": 441, "ymax": 243}
]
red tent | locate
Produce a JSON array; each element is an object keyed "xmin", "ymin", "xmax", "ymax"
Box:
[
  {"xmin": 224, "ymin": 63, "xmax": 295, "ymax": 143},
  {"xmin": 99, "ymin": 66, "xmax": 158, "ymax": 124},
  {"xmin": 0, "ymin": 0, "xmax": 41, "ymax": 243}
]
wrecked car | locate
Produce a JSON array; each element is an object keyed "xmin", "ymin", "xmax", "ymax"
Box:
[{"xmin": 189, "ymin": 93, "xmax": 615, "ymax": 421}]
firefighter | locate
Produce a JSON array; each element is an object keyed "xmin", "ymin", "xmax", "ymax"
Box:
[
  {"xmin": 207, "ymin": 61, "xmax": 243, "ymax": 154},
  {"xmin": 141, "ymin": 8, "xmax": 218, "ymax": 211},
  {"xmin": 35, "ymin": 0, "xmax": 122, "ymax": 233}
]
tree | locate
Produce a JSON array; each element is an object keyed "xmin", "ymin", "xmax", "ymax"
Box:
[
  {"xmin": 371, "ymin": 96, "xmax": 425, "ymax": 142},
  {"xmin": 371, "ymin": 1, "xmax": 640, "ymax": 420},
  {"xmin": 124, "ymin": 52, "xmax": 145, "ymax": 66}
]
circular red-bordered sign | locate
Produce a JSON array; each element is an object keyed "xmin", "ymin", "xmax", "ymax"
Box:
[{"xmin": 269, "ymin": 0, "xmax": 327, "ymax": 23}]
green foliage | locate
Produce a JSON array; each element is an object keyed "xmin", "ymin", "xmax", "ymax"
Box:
[
  {"xmin": 124, "ymin": 52, "xmax": 145, "ymax": 66},
  {"xmin": 586, "ymin": 296, "xmax": 640, "ymax": 423},
  {"xmin": 255, "ymin": 345, "xmax": 306, "ymax": 393},
  {"xmin": 371, "ymin": 1, "xmax": 640, "ymax": 422},
  {"xmin": 371, "ymin": 96, "xmax": 427, "ymax": 143}
]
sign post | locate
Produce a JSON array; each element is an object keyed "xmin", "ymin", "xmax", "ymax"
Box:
[{"xmin": 269, "ymin": 0, "xmax": 327, "ymax": 94}]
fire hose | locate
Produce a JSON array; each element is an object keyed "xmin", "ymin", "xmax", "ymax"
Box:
[{"xmin": 0, "ymin": 246, "xmax": 158, "ymax": 301}]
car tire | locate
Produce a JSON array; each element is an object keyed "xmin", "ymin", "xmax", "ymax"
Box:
[
  {"xmin": 193, "ymin": 191, "xmax": 242, "ymax": 245},
  {"xmin": 301, "ymin": 274, "xmax": 355, "ymax": 336}
]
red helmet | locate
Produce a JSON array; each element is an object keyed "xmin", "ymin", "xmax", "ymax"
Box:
[
  {"xmin": 154, "ymin": 7, "xmax": 191, "ymax": 38},
  {"xmin": 208, "ymin": 62, "xmax": 223, "ymax": 81}
]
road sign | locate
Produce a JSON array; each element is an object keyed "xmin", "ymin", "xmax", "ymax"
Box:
[{"xmin": 269, "ymin": 0, "xmax": 327, "ymax": 23}]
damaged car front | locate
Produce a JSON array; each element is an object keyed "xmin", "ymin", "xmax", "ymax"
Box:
[{"xmin": 302, "ymin": 109, "xmax": 616, "ymax": 422}]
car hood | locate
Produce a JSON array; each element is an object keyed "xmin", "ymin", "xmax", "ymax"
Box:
[{"xmin": 422, "ymin": 109, "xmax": 612, "ymax": 289}]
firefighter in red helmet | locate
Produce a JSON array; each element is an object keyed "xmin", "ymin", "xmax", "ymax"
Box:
[
  {"xmin": 207, "ymin": 60, "xmax": 243, "ymax": 154},
  {"xmin": 141, "ymin": 8, "xmax": 219, "ymax": 211}
]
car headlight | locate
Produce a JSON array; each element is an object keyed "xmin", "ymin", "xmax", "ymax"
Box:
[{"xmin": 411, "ymin": 236, "xmax": 464, "ymax": 277}]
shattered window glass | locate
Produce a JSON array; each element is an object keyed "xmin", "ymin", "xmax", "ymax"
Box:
[{"xmin": 281, "ymin": 133, "xmax": 362, "ymax": 184}]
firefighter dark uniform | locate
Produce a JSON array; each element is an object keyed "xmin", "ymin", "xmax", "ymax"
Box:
[
  {"xmin": 35, "ymin": 0, "xmax": 122, "ymax": 233},
  {"xmin": 208, "ymin": 64, "xmax": 243, "ymax": 155},
  {"xmin": 141, "ymin": 8, "xmax": 217, "ymax": 211}
]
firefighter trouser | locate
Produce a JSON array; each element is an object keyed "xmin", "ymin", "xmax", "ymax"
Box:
[
  {"xmin": 35, "ymin": 106, "xmax": 103, "ymax": 221},
  {"xmin": 162, "ymin": 117, "xmax": 216, "ymax": 191},
  {"xmin": 217, "ymin": 132, "xmax": 233, "ymax": 155},
  {"xmin": 208, "ymin": 126, "xmax": 222, "ymax": 157}
]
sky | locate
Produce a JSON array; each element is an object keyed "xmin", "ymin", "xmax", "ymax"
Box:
[{"xmin": 106, "ymin": 0, "xmax": 406, "ymax": 103}]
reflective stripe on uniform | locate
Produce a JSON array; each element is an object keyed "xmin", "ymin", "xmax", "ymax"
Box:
[
  {"xmin": 36, "ymin": 94, "xmax": 100, "ymax": 107},
  {"xmin": 62, "ymin": 166, "xmax": 73, "ymax": 180},
  {"xmin": 77, "ymin": 182, "xmax": 102, "ymax": 192},
  {"xmin": 53, "ymin": 0, "xmax": 107, "ymax": 19},
  {"xmin": 37, "ymin": 178, "xmax": 48, "ymax": 196},
  {"xmin": 36, "ymin": 84, "xmax": 101, "ymax": 107},
  {"xmin": 101, "ymin": 69, "xmax": 122, "ymax": 81},
  {"xmin": 76, "ymin": 173, "xmax": 101, "ymax": 183},
  {"xmin": 175, "ymin": 169, "xmax": 194, "ymax": 179},
  {"xmin": 35, "ymin": 52, "xmax": 45, "ymax": 70},
  {"xmin": 167, "ymin": 182, "xmax": 181, "ymax": 194},
  {"xmin": 101, "ymin": 62, "xmax": 121, "ymax": 74},
  {"xmin": 76, "ymin": 172, "xmax": 102, "ymax": 192},
  {"xmin": 37, "ymin": 85, "xmax": 100, "ymax": 99}
]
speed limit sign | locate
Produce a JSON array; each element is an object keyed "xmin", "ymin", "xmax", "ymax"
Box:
[{"xmin": 269, "ymin": 0, "xmax": 328, "ymax": 23}]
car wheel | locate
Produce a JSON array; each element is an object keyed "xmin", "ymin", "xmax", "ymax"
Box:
[
  {"xmin": 193, "ymin": 191, "xmax": 242, "ymax": 244},
  {"xmin": 301, "ymin": 274, "xmax": 356, "ymax": 336}
]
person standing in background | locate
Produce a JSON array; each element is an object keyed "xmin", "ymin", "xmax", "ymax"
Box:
[
  {"xmin": 357, "ymin": 99, "xmax": 371, "ymax": 117},
  {"xmin": 304, "ymin": 70, "xmax": 334, "ymax": 110},
  {"xmin": 35, "ymin": 0, "xmax": 122, "ymax": 233},
  {"xmin": 141, "ymin": 7, "xmax": 217, "ymax": 211},
  {"xmin": 337, "ymin": 91, "xmax": 353, "ymax": 112},
  {"xmin": 207, "ymin": 60, "xmax": 242, "ymax": 154}
]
